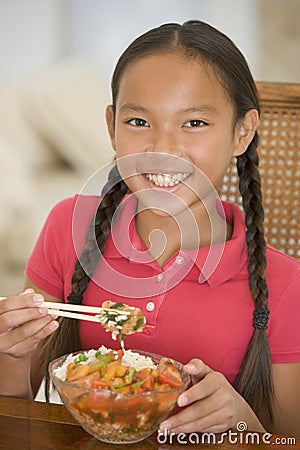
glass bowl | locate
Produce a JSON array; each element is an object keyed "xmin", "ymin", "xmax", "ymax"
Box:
[{"xmin": 49, "ymin": 350, "xmax": 190, "ymax": 444}]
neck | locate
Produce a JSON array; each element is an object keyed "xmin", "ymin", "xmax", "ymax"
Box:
[{"xmin": 135, "ymin": 195, "xmax": 231, "ymax": 267}]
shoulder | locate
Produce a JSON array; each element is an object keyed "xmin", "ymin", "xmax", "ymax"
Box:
[
  {"xmin": 46, "ymin": 196, "xmax": 76, "ymax": 220},
  {"xmin": 266, "ymin": 245, "xmax": 300, "ymax": 279},
  {"xmin": 266, "ymin": 245, "xmax": 300, "ymax": 307},
  {"xmin": 39, "ymin": 195, "xmax": 102, "ymax": 252},
  {"xmin": 46, "ymin": 195, "xmax": 101, "ymax": 225}
]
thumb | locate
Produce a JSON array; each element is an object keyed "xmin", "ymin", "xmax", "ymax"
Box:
[{"xmin": 183, "ymin": 358, "xmax": 213, "ymax": 381}]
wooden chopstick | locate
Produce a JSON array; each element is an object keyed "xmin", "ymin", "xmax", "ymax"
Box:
[
  {"xmin": 0, "ymin": 297, "xmax": 104, "ymax": 323},
  {"xmin": 43, "ymin": 301, "xmax": 132, "ymax": 324},
  {"xmin": 43, "ymin": 302, "xmax": 103, "ymax": 314},
  {"xmin": 1, "ymin": 296, "xmax": 135, "ymax": 326},
  {"xmin": 47, "ymin": 309, "xmax": 101, "ymax": 323},
  {"xmin": 42, "ymin": 301, "xmax": 130, "ymax": 315}
]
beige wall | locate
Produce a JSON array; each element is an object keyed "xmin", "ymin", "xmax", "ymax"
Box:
[
  {"xmin": 257, "ymin": 0, "xmax": 300, "ymax": 82},
  {"xmin": 1, "ymin": 0, "xmax": 299, "ymax": 83}
]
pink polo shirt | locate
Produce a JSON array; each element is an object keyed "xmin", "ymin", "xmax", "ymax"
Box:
[{"xmin": 25, "ymin": 194, "xmax": 300, "ymax": 384}]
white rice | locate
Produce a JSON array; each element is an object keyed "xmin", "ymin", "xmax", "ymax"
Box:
[
  {"xmin": 121, "ymin": 350, "xmax": 157, "ymax": 371},
  {"xmin": 54, "ymin": 346, "xmax": 157, "ymax": 381}
]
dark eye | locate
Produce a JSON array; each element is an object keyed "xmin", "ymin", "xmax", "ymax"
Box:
[
  {"xmin": 184, "ymin": 120, "xmax": 207, "ymax": 128},
  {"xmin": 127, "ymin": 118, "xmax": 150, "ymax": 127}
]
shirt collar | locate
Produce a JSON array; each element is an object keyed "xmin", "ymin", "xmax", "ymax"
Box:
[
  {"xmin": 190, "ymin": 201, "xmax": 248, "ymax": 286},
  {"xmin": 104, "ymin": 195, "xmax": 248, "ymax": 286},
  {"xmin": 104, "ymin": 194, "xmax": 148, "ymax": 260}
]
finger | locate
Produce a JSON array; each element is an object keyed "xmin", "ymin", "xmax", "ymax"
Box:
[
  {"xmin": 177, "ymin": 371, "xmax": 223, "ymax": 408},
  {"xmin": 0, "ymin": 292, "xmax": 44, "ymax": 315},
  {"xmin": 0, "ymin": 314, "xmax": 57, "ymax": 352},
  {"xmin": 0, "ymin": 288, "xmax": 34, "ymax": 301},
  {"xmin": 183, "ymin": 359, "xmax": 214, "ymax": 379},
  {"xmin": 19, "ymin": 288, "xmax": 35, "ymax": 296},
  {"xmin": 169, "ymin": 390, "xmax": 226, "ymax": 429},
  {"xmin": 5, "ymin": 319, "xmax": 59, "ymax": 357},
  {"xmin": 170, "ymin": 409, "xmax": 228, "ymax": 434},
  {"xmin": 0, "ymin": 304, "xmax": 49, "ymax": 334}
]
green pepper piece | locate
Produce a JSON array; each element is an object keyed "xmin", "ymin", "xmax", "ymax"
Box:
[
  {"xmin": 124, "ymin": 367, "xmax": 135, "ymax": 384},
  {"xmin": 89, "ymin": 353, "xmax": 114, "ymax": 372}
]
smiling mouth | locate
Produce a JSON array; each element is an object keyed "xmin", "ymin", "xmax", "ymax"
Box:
[{"xmin": 143, "ymin": 172, "xmax": 191, "ymax": 187}]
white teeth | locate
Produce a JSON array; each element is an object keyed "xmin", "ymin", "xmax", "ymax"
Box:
[
  {"xmin": 157, "ymin": 174, "xmax": 164, "ymax": 186},
  {"xmin": 144, "ymin": 172, "xmax": 190, "ymax": 187}
]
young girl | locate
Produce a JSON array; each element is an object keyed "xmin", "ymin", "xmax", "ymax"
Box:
[{"xmin": 0, "ymin": 21, "xmax": 299, "ymax": 437}]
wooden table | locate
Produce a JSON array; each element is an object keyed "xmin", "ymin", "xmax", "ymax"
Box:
[{"xmin": 0, "ymin": 396, "xmax": 299, "ymax": 449}]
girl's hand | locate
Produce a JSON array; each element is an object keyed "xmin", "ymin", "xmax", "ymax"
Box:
[
  {"xmin": 159, "ymin": 358, "xmax": 263, "ymax": 434},
  {"xmin": 0, "ymin": 288, "xmax": 59, "ymax": 358}
]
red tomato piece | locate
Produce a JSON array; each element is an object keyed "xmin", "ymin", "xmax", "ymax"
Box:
[
  {"xmin": 135, "ymin": 368, "xmax": 155, "ymax": 391},
  {"xmin": 157, "ymin": 372, "xmax": 183, "ymax": 388},
  {"xmin": 91, "ymin": 380, "xmax": 110, "ymax": 390}
]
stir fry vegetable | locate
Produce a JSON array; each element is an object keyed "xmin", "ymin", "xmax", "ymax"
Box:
[{"xmin": 66, "ymin": 349, "xmax": 183, "ymax": 394}]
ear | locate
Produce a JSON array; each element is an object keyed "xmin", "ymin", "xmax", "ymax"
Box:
[
  {"xmin": 105, "ymin": 105, "xmax": 116, "ymax": 150},
  {"xmin": 233, "ymin": 109, "xmax": 259, "ymax": 157}
]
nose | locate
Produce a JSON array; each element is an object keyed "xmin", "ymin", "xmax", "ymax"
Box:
[{"xmin": 146, "ymin": 130, "xmax": 183, "ymax": 157}]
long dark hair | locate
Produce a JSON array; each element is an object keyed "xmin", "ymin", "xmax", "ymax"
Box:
[{"xmin": 44, "ymin": 20, "xmax": 274, "ymax": 420}]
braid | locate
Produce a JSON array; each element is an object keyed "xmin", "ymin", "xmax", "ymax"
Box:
[
  {"xmin": 44, "ymin": 165, "xmax": 128, "ymax": 401},
  {"xmin": 70, "ymin": 165, "xmax": 128, "ymax": 296},
  {"xmin": 234, "ymin": 132, "xmax": 274, "ymax": 420}
]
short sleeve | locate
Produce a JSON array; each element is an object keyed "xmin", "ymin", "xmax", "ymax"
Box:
[
  {"xmin": 25, "ymin": 197, "xmax": 75, "ymax": 299},
  {"xmin": 268, "ymin": 268, "xmax": 300, "ymax": 363}
]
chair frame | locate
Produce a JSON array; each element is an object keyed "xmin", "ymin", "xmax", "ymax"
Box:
[{"xmin": 220, "ymin": 81, "xmax": 300, "ymax": 258}]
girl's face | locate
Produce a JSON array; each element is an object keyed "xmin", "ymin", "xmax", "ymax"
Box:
[{"xmin": 106, "ymin": 52, "xmax": 257, "ymax": 216}]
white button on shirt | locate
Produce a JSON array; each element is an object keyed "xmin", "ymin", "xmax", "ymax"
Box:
[
  {"xmin": 156, "ymin": 274, "xmax": 164, "ymax": 282},
  {"xmin": 146, "ymin": 301, "xmax": 155, "ymax": 312},
  {"xmin": 175, "ymin": 256, "xmax": 185, "ymax": 264}
]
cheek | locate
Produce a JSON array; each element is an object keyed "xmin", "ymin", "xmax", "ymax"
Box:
[
  {"xmin": 189, "ymin": 139, "xmax": 235, "ymax": 185},
  {"xmin": 114, "ymin": 134, "xmax": 143, "ymax": 158}
]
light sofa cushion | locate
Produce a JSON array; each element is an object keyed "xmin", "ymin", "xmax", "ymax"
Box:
[
  {"xmin": 0, "ymin": 134, "xmax": 33, "ymax": 232},
  {"xmin": 0, "ymin": 134, "xmax": 36, "ymax": 272},
  {"xmin": 21, "ymin": 60, "xmax": 114, "ymax": 176},
  {"xmin": 0, "ymin": 84, "xmax": 59, "ymax": 171}
]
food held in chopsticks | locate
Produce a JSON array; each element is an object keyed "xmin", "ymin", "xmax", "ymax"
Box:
[
  {"xmin": 43, "ymin": 300, "xmax": 151, "ymax": 350},
  {"xmin": 98, "ymin": 301, "xmax": 147, "ymax": 347}
]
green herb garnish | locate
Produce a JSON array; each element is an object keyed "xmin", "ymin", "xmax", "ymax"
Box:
[
  {"xmin": 110, "ymin": 302, "xmax": 124, "ymax": 309},
  {"xmin": 133, "ymin": 317, "xmax": 144, "ymax": 331},
  {"xmin": 164, "ymin": 359, "xmax": 173, "ymax": 366}
]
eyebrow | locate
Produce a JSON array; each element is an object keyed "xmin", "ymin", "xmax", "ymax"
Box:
[
  {"xmin": 119, "ymin": 103, "xmax": 218, "ymax": 115},
  {"xmin": 182, "ymin": 105, "xmax": 218, "ymax": 115},
  {"xmin": 119, "ymin": 103, "xmax": 149, "ymax": 113}
]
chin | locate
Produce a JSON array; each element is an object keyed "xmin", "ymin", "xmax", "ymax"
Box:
[{"xmin": 136, "ymin": 189, "xmax": 191, "ymax": 217}]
